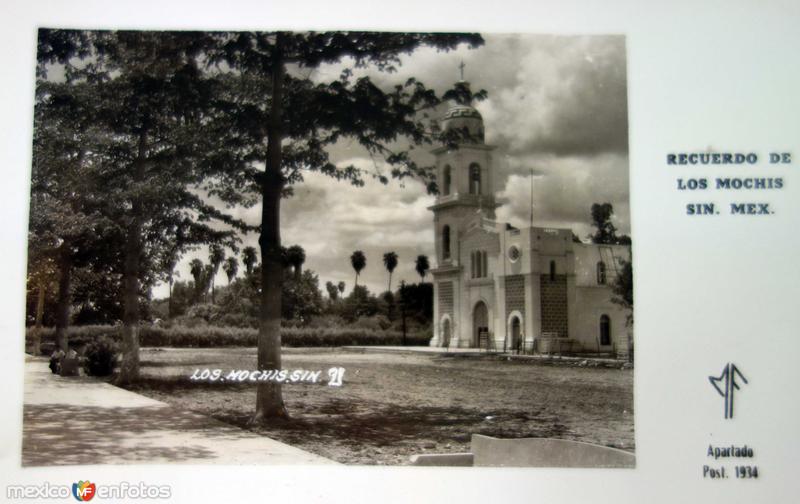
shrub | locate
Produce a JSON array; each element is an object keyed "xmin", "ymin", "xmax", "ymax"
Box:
[
  {"xmin": 171, "ymin": 315, "xmax": 208, "ymax": 328},
  {"xmin": 217, "ymin": 313, "xmax": 258, "ymax": 328},
  {"xmin": 83, "ymin": 337, "xmax": 118, "ymax": 376},
  {"xmin": 306, "ymin": 314, "xmax": 347, "ymax": 329},
  {"xmin": 27, "ymin": 323, "xmax": 433, "ymax": 349},
  {"xmin": 352, "ymin": 315, "xmax": 392, "ymax": 331},
  {"xmin": 186, "ymin": 303, "xmax": 221, "ymax": 323}
]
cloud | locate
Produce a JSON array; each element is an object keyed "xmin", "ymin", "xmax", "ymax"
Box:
[
  {"xmin": 495, "ymin": 153, "xmax": 631, "ymax": 240},
  {"xmin": 476, "ymin": 35, "xmax": 629, "ymax": 157},
  {"xmin": 154, "ymin": 34, "xmax": 630, "ymax": 299},
  {"xmin": 313, "ymin": 34, "xmax": 628, "ymax": 159},
  {"xmin": 214, "ymin": 161, "xmax": 435, "ymax": 296}
]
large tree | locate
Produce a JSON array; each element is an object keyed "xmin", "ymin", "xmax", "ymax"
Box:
[
  {"xmin": 37, "ymin": 30, "xmax": 254, "ymax": 383},
  {"xmin": 207, "ymin": 31, "xmax": 483, "ymax": 421},
  {"xmin": 29, "ymin": 75, "xmax": 122, "ymax": 352}
]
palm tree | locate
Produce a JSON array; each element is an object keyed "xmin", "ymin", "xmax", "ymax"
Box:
[
  {"xmin": 222, "ymin": 256, "xmax": 239, "ymax": 285},
  {"xmin": 325, "ymin": 281, "xmax": 339, "ymax": 301},
  {"xmin": 350, "ymin": 250, "xmax": 366, "ymax": 288},
  {"xmin": 415, "ymin": 254, "xmax": 430, "ymax": 282},
  {"xmin": 242, "ymin": 246, "xmax": 258, "ymax": 275},
  {"xmin": 189, "ymin": 258, "xmax": 204, "ymax": 284},
  {"xmin": 286, "ymin": 244, "xmax": 306, "ymax": 280},
  {"xmin": 189, "ymin": 258, "xmax": 206, "ymax": 303},
  {"xmin": 159, "ymin": 249, "xmax": 180, "ymax": 319},
  {"xmin": 383, "ymin": 251, "xmax": 398, "ymax": 292},
  {"xmin": 208, "ymin": 244, "xmax": 226, "ymax": 303},
  {"xmin": 338, "ymin": 281, "xmax": 345, "ymax": 296}
]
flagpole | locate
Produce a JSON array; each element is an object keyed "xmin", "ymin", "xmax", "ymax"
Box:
[{"xmin": 529, "ymin": 166, "xmax": 534, "ymax": 227}]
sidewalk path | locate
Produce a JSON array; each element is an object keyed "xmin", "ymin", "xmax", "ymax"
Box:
[{"xmin": 22, "ymin": 357, "xmax": 336, "ymax": 466}]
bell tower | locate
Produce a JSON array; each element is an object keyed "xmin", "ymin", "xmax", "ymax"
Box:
[{"xmin": 429, "ymin": 82, "xmax": 498, "ymax": 269}]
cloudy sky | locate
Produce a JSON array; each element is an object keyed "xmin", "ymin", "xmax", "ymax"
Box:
[{"xmin": 159, "ymin": 33, "xmax": 629, "ymax": 299}]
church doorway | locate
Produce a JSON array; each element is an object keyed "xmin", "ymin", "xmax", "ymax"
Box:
[
  {"xmin": 473, "ymin": 301, "xmax": 489, "ymax": 348},
  {"xmin": 441, "ymin": 317, "xmax": 451, "ymax": 348},
  {"xmin": 509, "ymin": 315, "xmax": 522, "ymax": 353}
]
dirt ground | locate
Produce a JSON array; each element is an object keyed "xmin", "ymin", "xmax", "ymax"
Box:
[{"xmin": 123, "ymin": 347, "xmax": 634, "ymax": 465}]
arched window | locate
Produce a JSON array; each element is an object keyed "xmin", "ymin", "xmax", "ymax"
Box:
[
  {"xmin": 600, "ymin": 314, "xmax": 611, "ymax": 346},
  {"xmin": 597, "ymin": 261, "xmax": 607, "ymax": 285},
  {"xmin": 549, "ymin": 260, "xmax": 556, "ymax": 281},
  {"xmin": 442, "ymin": 225, "xmax": 451, "ymax": 260},
  {"xmin": 469, "ymin": 163, "xmax": 482, "ymax": 195},
  {"xmin": 471, "ymin": 251, "xmax": 477, "ymax": 278},
  {"xmin": 442, "ymin": 165, "xmax": 452, "ymax": 195},
  {"xmin": 471, "ymin": 250, "xmax": 488, "ymax": 278}
]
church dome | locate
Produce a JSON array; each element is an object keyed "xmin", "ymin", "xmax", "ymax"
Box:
[
  {"xmin": 441, "ymin": 102, "xmax": 484, "ymax": 142},
  {"xmin": 443, "ymin": 104, "xmax": 482, "ymax": 121}
]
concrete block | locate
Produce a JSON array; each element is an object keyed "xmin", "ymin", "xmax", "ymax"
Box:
[
  {"xmin": 471, "ymin": 434, "xmax": 635, "ymax": 468},
  {"xmin": 409, "ymin": 453, "xmax": 474, "ymax": 466}
]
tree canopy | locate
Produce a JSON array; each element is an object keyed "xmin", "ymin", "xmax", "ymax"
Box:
[
  {"xmin": 32, "ymin": 28, "xmax": 485, "ymax": 420},
  {"xmin": 589, "ymin": 202, "xmax": 631, "ymax": 245},
  {"xmin": 415, "ymin": 254, "xmax": 430, "ymax": 281},
  {"xmin": 35, "ymin": 29, "xmax": 253, "ymax": 382}
]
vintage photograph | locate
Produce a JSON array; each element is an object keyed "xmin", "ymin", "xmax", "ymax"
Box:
[{"xmin": 23, "ymin": 30, "xmax": 633, "ymax": 467}]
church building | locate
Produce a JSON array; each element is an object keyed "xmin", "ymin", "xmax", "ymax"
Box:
[{"xmin": 429, "ymin": 88, "xmax": 632, "ymax": 358}]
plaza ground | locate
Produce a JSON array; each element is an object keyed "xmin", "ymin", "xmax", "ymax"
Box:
[{"xmin": 122, "ymin": 347, "xmax": 634, "ymax": 465}]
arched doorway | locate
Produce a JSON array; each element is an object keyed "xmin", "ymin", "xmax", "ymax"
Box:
[
  {"xmin": 441, "ymin": 317, "xmax": 451, "ymax": 348},
  {"xmin": 509, "ymin": 316, "xmax": 521, "ymax": 353},
  {"xmin": 473, "ymin": 301, "xmax": 489, "ymax": 348}
]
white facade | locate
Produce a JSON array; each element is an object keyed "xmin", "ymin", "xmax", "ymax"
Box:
[{"xmin": 429, "ymin": 94, "xmax": 632, "ymax": 357}]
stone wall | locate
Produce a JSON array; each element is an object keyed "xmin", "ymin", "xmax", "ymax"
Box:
[
  {"xmin": 505, "ymin": 275, "xmax": 525, "ymax": 320},
  {"xmin": 540, "ymin": 274, "xmax": 568, "ymax": 338}
]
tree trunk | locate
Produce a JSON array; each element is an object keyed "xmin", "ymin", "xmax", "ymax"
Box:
[
  {"xmin": 253, "ymin": 35, "xmax": 288, "ymax": 422},
  {"xmin": 31, "ymin": 278, "xmax": 46, "ymax": 355},
  {"xmin": 210, "ymin": 270, "xmax": 216, "ymax": 304},
  {"xmin": 118, "ymin": 129, "xmax": 147, "ymax": 385},
  {"xmin": 54, "ymin": 248, "xmax": 71, "ymax": 352},
  {"xmin": 167, "ymin": 276, "xmax": 173, "ymax": 319},
  {"xmin": 388, "ymin": 272, "xmax": 392, "ymax": 292},
  {"xmin": 119, "ymin": 220, "xmax": 142, "ymax": 383}
]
